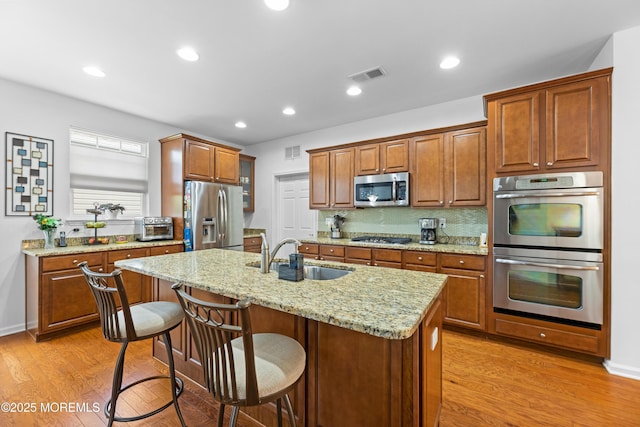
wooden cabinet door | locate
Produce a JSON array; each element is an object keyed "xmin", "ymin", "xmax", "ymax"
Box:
[
  {"xmin": 440, "ymin": 269, "xmax": 485, "ymax": 330},
  {"xmin": 41, "ymin": 267, "xmax": 100, "ymax": 333},
  {"xmin": 184, "ymin": 139, "xmax": 215, "ymax": 181},
  {"xmin": 354, "ymin": 144, "xmax": 380, "ymax": 176},
  {"xmin": 239, "ymin": 154, "xmax": 255, "ymax": 212},
  {"xmin": 544, "ymin": 76, "xmax": 608, "ymax": 170},
  {"xmin": 309, "ymin": 152, "xmax": 330, "ymax": 209},
  {"xmin": 422, "ymin": 294, "xmax": 442, "ymax": 427},
  {"xmin": 445, "ymin": 127, "xmax": 486, "ymax": 206},
  {"xmin": 410, "ymin": 134, "xmax": 445, "ymax": 207},
  {"xmin": 214, "ymin": 146, "xmax": 239, "ymax": 185},
  {"xmin": 330, "ymin": 148, "xmax": 354, "ymax": 209},
  {"xmin": 492, "ymin": 91, "xmax": 541, "ymax": 173},
  {"xmin": 380, "ymin": 139, "xmax": 409, "ymax": 173},
  {"xmin": 108, "ymin": 248, "xmax": 151, "ymax": 305}
]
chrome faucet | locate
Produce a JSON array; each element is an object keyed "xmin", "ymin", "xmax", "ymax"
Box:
[{"xmin": 259, "ymin": 235, "xmax": 301, "ymax": 273}]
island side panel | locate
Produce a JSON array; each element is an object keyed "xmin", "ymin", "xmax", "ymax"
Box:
[{"xmin": 306, "ymin": 290, "xmax": 443, "ymax": 427}]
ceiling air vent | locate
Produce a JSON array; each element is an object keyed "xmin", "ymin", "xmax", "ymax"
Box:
[
  {"xmin": 285, "ymin": 145, "xmax": 300, "ymax": 160},
  {"xmin": 348, "ymin": 66, "xmax": 387, "ymax": 83}
]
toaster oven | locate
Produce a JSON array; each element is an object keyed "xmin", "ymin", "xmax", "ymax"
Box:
[{"xmin": 134, "ymin": 216, "xmax": 174, "ymax": 241}]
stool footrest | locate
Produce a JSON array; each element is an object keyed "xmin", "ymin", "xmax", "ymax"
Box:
[{"xmin": 105, "ymin": 375, "xmax": 184, "ymax": 423}]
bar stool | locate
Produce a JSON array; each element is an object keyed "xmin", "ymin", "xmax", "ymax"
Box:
[
  {"xmin": 172, "ymin": 283, "xmax": 306, "ymax": 427},
  {"xmin": 78, "ymin": 262, "xmax": 186, "ymax": 427}
]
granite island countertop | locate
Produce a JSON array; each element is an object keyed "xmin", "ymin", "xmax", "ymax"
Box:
[{"xmin": 115, "ymin": 248, "xmax": 447, "ymax": 340}]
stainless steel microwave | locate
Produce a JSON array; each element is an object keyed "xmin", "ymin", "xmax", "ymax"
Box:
[{"xmin": 354, "ymin": 172, "xmax": 409, "ymax": 207}]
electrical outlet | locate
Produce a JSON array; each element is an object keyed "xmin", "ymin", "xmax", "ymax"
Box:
[{"xmin": 439, "ymin": 218, "xmax": 446, "ymax": 228}]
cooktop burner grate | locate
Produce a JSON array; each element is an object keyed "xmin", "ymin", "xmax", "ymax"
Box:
[{"xmin": 351, "ymin": 236, "xmax": 412, "ymax": 244}]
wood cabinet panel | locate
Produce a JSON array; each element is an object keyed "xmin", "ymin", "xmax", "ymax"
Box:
[
  {"xmin": 439, "ymin": 253, "xmax": 485, "ymax": 271},
  {"xmin": 330, "ymin": 148, "xmax": 354, "ymax": 209},
  {"xmin": 42, "ymin": 268, "xmax": 99, "ymax": 332},
  {"xmin": 214, "ymin": 145, "xmax": 240, "ymax": 185},
  {"xmin": 422, "ymin": 294, "xmax": 442, "ymax": 427},
  {"xmin": 355, "ymin": 139, "xmax": 409, "ymax": 176},
  {"xmin": 184, "ymin": 139, "xmax": 216, "ymax": 181},
  {"xmin": 42, "ymin": 252, "xmax": 104, "ymax": 273},
  {"xmin": 309, "ymin": 152, "xmax": 330, "ymax": 209},
  {"xmin": 354, "ymin": 144, "xmax": 380, "ymax": 175},
  {"xmin": 440, "ymin": 268, "xmax": 485, "ymax": 330},
  {"xmin": 445, "ymin": 127, "xmax": 486, "ymax": 206},
  {"xmin": 298, "ymin": 243, "xmax": 319, "ymax": 257},
  {"xmin": 410, "ymin": 134, "xmax": 445, "ymax": 207},
  {"xmin": 239, "ymin": 154, "xmax": 255, "ymax": 212},
  {"xmin": 148, "ymin": 244, "xmax": 184, "ymax": 256}
]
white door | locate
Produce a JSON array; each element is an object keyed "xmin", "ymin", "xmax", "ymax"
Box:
[{"xmin": 275, "ymin": 173, "xmax": 316, "ymax": 257}]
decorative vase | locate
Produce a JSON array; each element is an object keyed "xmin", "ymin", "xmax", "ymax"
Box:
[{"xmin": 43, "ymin": 229, "xmax": 56, "ymax": 249}]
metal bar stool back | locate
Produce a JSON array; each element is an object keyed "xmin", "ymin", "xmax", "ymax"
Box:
[
  {"xmin": 172, "ymin": 283, "xmax": 306, "ymax": 427},
  {"xmin": 78, "ymin": 261, "xmax": 186, "ymax": 427}
]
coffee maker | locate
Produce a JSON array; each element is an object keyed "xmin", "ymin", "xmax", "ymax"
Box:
[
  {"xmin": 419, "ymin": 218, "xmax": 438, "ymax": 245},
  {"xmin": 330, "ymin": 215, "xmax": 345, "ymax": 239}
]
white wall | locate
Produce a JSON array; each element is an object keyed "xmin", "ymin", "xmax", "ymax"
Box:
[
  {"xmin": 0, "ymin": 78, "xmax": 239, "ymax": 336},
  {"xmin": 603, "ymin": 26, "xmax": 640, "ymax": 379},
  {"xmin": 243, "ymin": 95, "xmax": 485, "ymax": 236}
]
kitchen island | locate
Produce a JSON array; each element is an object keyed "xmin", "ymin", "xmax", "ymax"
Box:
[{"xmin": 116, "ymin": 248, "xmax": 447, "ymax": 427}]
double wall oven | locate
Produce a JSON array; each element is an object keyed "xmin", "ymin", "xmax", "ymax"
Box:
[{"xmin": 492, "ymin": 171, "xmax": 604, "ymax": 326}]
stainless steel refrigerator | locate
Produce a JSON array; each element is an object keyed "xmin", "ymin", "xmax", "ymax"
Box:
[{"xmin": 183, "ymin": 181, "xmax": 244, "ymax": 251}]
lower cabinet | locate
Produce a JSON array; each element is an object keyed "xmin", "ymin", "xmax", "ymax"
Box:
[
  {"xmin": 345, "ymin": 246, "xmax": 403, "ymax": 269},
  {"xmin": 439, "ymin": 254, "xmax": 486, "ymax": 331},
  {"xmin": 243, "ymin": 236, "xmax": 262, "ymax": 253},
  {"xmin": 25, "ymin": 243, "xmax": 183, "ymax": 342}
]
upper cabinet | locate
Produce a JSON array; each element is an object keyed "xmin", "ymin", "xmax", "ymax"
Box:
[
  {"xmin": 239, "ymin": 154, "xmax": 255, "ymax": 212},
  {"xmin": 159, "ymin": 133, "xmax": 242, "ymax": 239},
  {"xmin": 172, "ymin": 134, "xmax": 240, "ymax": 184},
  {"xmin": 309, "ymin": 148, "xmax": 354, "ymax": 209},
  {"xmin": 485, "ymin": 68, "xmax": 611, "ymax": 174},
  {"xmin": 410, "ymin": 126, "xmax": 486, "ymax": 207},
  {"xmin": 354, "ymin": 139, "xmax": 409, "ymax": 176}
]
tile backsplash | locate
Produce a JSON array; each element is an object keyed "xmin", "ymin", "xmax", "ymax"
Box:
[{"xmin": 318, "ymin": 207, "xmax": 488, "ymax": 239}]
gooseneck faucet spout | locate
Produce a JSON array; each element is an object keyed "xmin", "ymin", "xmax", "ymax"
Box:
[{"xmin": 259, "ymin": 235, "xmax": 301, "ymax": 273}]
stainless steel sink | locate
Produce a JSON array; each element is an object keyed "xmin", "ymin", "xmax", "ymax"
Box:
[{"xmin": 248, "ymin": 261, "xmax": 352, "ymax": 280}]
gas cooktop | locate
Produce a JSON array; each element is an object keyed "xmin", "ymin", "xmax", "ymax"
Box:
[{"xmin": 351, "ymin": 236, "xmax": 413, "ymax": 245}]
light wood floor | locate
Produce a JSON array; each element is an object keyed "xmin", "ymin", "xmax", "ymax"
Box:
[{"xmin": 1, "ymin": 326, "xmax": 639, "ymax": 426}]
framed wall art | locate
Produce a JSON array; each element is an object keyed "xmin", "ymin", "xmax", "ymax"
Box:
[{"xmin": 5, "ymin": 132, "xmax": 54, "ymax": 216}]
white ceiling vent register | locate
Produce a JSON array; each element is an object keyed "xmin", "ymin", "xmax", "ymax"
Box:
[
  {"xmin": 285, "ymin": 145, "xmax": 301, "ymax": 160},
  {"xmin": 348, "ymin": 66, "xmax": 387, "ymax": 83}
]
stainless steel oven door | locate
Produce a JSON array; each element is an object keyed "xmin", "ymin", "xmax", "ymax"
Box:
[
  {"xmin": 493, "ymin": 177, "xmax": 603, "ymax": 250},
  {"xmin": 493, "ymin": 247, "xmax": 603, "ymax": 325}
]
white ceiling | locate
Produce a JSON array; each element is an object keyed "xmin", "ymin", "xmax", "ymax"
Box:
[{"xmin": 2, "ymin": 0, "xmax": 640, "ymax": 146}]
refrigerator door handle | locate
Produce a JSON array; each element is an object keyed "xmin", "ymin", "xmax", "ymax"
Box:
[{"xmin": 218, "ymin": 188, "xmax": 228, "ymax": 241}]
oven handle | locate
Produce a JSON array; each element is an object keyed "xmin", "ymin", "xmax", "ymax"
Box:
[
  {"xmin": 495, "ymin": 191, "xmax": 601, "ymax": 199},
  {"xmin": 495, "ymin": 258, "xmax": 600, "ymax": 271}
]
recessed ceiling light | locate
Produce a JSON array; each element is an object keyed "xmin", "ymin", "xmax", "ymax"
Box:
[
  {"xmin": 282, "ymin": 107, "xmax": 296, "ymax": 116},
  {"xmin": 440, "ymin": 56, "xmax": 460, "ymax": 69},
  {"xmin": 82, "ymin": 66, "xmax": 105, "ymax": 77},
  {"xmin": 177, "ymin": 47, "xmax": 199, "ymax": 62},
  {"xmin": 347, "ymin": 85, "xmax": 362, "ymax": 96},
  {"xmin": 264, "ymin": 0, "xmax": 290, "ymax": 11},
  {"xmin": 235, "ymin": 121, "xmax": 247, "ymax": 129}
]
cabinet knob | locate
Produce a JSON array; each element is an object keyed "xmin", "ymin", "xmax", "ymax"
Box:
[
  {"xmin": 382, "ymin": 168, "xmax": 386, "ymax": 172},
  {"xmin": 98, "ymin": 268, "xmax": 104, "ymax": 272},
  {"xmin": 439, "ymin": 201, "xmax": 444, "ymax": 205},
  {"xmin": 459, "ymin": 260, "xmax": 465, "ymax": 264},
  {"xmin": 127, "ymin": 254, "xmax": 131, "ymax": 258},
  {"xmin": 374, "ymin": 263, "xmax": 378, "ymax": 266},
  {"xmin": 418, "ymin": 256, "xmax": 423, "ymax": 261},
  {"xmin": 448, "ymin": 200, "xmax": 452, "ymax": 204},
  {"xmin": 366, "ymin": 262, "xmax": 371, "ymax": 265},
  {"xmin": 165, "ymin": 250, "xmax": 169, "ymax": 254},
  {"xmin": 480, "ymin": 274, "xmax": 485, "ymax": 278},
  {"xmin": 533, "ymin": 162, "xmax": 539, "ymax": 167},
  {"xmin": 539, "ymin": 332, "xmax": 546, "ymax": 338},
  {"xmin": 376, "ymin": 168, "xmax": 379, "ymax": 172},
  {"xmin": 330, "ymin": 249, "xmax": 334, "ymax": 253},
  {"xmin": 72, "ymin": 259, "xmax": 78, "ymax": 264},
  {"xmin": 547, "ymin": 162, "xmax": 553, "ymax": 166}
]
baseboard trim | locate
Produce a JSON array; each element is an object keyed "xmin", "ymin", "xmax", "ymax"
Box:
[
  {"xmin": 603, "ymin": 359, "xmax": 640, "ymax": 381},
  {"xmin": 0, "ymin": 324, "xmax": 26, "ymax": 338}
]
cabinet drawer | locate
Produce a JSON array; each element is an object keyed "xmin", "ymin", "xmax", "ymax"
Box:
[
  {"xmin": 149, "ymin": 244, "xmax": 184, "ymax": 256},
  {"xmin": 346, "ymin": 246, "xmax": 371, "ymax": 261},
  {"xmin": 108, "ymin": 248, "xmax": 149, "ymax": 263},
  {"xmin": 244, "ymin": 236, "xmax": 262, "ymax": 247},
  {"xmin": 495, "ymin": 318, "xmax": 599, "ymax": 354},
  {"xmin": 320, "ymin": 245, "xmax": 345, "ymax": 257},
  {"xmin": 42, "ymin": 253, "xmax": 104, "ymax": 273},
  {"xmin": 373, "ymin": 248, "xmax": 402, "ymax": 263},
  {"xmin": 299, "ymin": 244, "xmax": 319, "ymax": 255},
  {"xmin": 403, "ymin": 251, "xmax": 437, "ymax": 267},
  {"xmin": 439, "ymin": 254, "xmax": 485, "ymax": 271}
]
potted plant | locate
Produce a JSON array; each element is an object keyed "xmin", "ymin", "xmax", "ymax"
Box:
[
  {"xmin": 33, "ymin": 213, "xmax": 62, "ymax": 249},
  {"xmin": 100, "ymin": 203, "xmax": 125, "ymax": 219}
]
